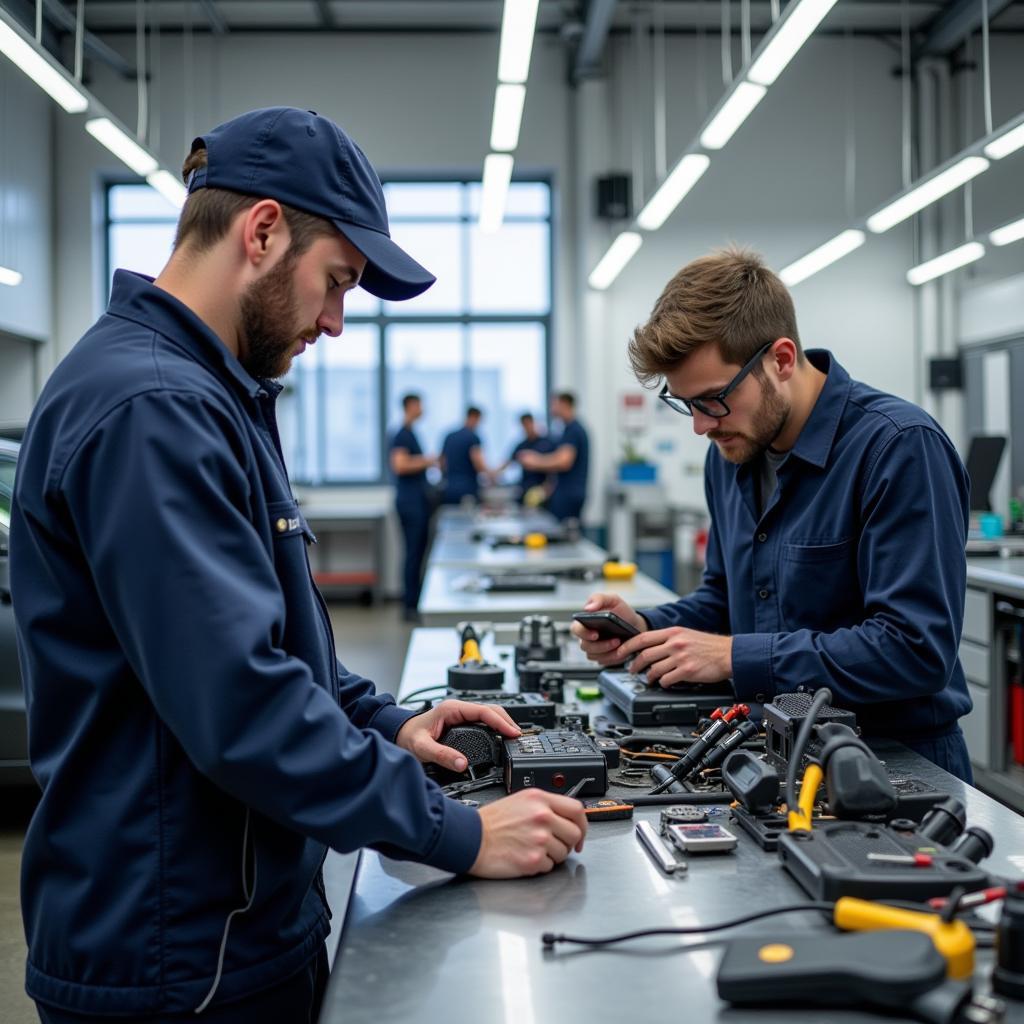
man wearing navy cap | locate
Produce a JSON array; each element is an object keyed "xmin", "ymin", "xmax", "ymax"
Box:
[{"xmin": 12, "ymin": 108, "xmax": 586, "ymax": 1023}]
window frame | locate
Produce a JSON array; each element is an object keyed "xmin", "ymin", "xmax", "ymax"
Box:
[{"xmin": 104, "ymin": 173, "xmax": 554, "ymax": 486}]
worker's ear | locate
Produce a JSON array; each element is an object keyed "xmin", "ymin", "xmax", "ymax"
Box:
[
  {"xmin": 239, "ymin": 200, "xmax": 290, "ymax": 268},
  {"xmin": 769, "ymin": 338, "xmax": 799, "ymax": 383}
]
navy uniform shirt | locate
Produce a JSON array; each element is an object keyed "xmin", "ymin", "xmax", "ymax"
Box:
[
  {"xmin": 10, "ymin": 271, "xmax": 480, "ymax": 1016},
  {"xmin": 550, "ymin": 419, "xmax": 589, "ymax": 499},
  {"xmin": 511, "ymin": 435, "xmax": 555, "ymax": 493},
  {"xmin": 641, "ymin": 350, "xmax": 971, "ymax": 740},
  {"xmin": 390, "ymin": 423, "xmax": 427, "ymax": 504},
  {"xmin": 441, "ymin": 425, "xmax": 482, "ymax": 503}
]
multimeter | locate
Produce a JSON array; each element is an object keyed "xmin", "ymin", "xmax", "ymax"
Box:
[{"xmin": 665, "ymin": 822, "xmax": 738, "ymax": 854}]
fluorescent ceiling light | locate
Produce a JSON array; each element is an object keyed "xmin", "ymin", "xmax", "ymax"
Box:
[
  {"xmin": 497, "ymin": 0, "xmax": 540, "ymax": 83},
  {"xmin": 146, "ymin": 169, "xmax": 188, "ymax": 209},
  {"xmin": 0, "ymin": 265, "xmax": 23, "ymax": 287},
  {"xmin": 490, "ymin": 83, "xmax": 526, "ymax": 152},
  {"xmin": 990, "ymin": 216, "xmax": 1024, "ymax": 247},
  {"xmin": 700, "ymin": 82, "xmax": 767, "ymax": 150},
  {"xmin": 479, "ymin": 153, "xmax": 514, "ymax": 234},
  {"xmin": 637, "ymin": 154, "xmax": 711, "ymax": 230},
  {"xmin": 0, "ymin": 16, "xmax": 88, "ymax": 113},
  {"xmin": 588, "ymin": 231, "xmax": 643, "ymax": 290},
  {"xmin": 906, "ymin": 241, "xmax": 985, "ymax": 286},
  {"xmin": 779, "ymin": 229, "xmax": 866, "ymax": 286},
  {"xmin": 85, "ymin": 117, "xmax": 158, "ymax": 177},
  {"xmin": 748, "ymin": 0, "xmax": 841, "ymax": 86},
  {"xmin": 984, "ymin": 122, "xmax": 1024, "ymax": 161},
  {"xmin": 866, "ymin": 155, "xmax": 989, "ymax": 234}
]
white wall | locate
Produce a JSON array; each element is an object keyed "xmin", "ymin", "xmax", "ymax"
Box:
[
  {"xmin": 0, "ymin": 57, "xmax": 53, "ymax": 424},
  {"xmin": 29, "ymin": 21, "xmax": 1024, "ymax": 535}
]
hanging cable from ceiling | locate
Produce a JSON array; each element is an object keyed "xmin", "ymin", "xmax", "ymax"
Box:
[
  {"xmin": 137, "ymin": 0, "xmax": 148, "ymax": 142},
  {"xmin": 653, "ymin": 0, "xmax": 667, "ymax": 180},
  {"xmin": 720, "ymin": 0, "xmax": 732, "ymax": 85}
]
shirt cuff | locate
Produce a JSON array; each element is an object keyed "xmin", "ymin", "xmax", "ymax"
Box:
[
  {"xmin": 420, "ymin": 795, "xmax": 483, "ymax": 874},
  {"xmin": 638, "ymin": 605, "xmax": 674, "ymax": 630},
  {"xmin": 366, "ymin": 702, "xmax": 420, "ymax": 743},
  {"xmin": 730, "ymin": 632, "xmax": 776, "ymax": 703}
]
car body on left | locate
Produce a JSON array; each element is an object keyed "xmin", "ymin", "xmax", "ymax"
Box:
[{"xmin": 0, "ymin": 436, "xmax": 32, "ymax": 786}]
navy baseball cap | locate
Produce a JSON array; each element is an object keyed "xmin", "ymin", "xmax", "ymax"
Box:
[{"xmin": 185, "ymin": 107, "xmax": 435, "ymax": 301}]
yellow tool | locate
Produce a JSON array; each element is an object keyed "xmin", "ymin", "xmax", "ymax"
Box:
[
  {"xmin": 786, "ymin": 762, "xmax": 822, "ymax": 832},
  {"xmin": 524, "ymin": 532, "xmax": 547, "ymax": 549},
  {"xmin": 460, "ymin": 634, "xmax": 483, "ymax": 664},
  {"xmin": 602, "ymin": 560, "xmax": 637, "ymax": 580},
  {"xmin": 833, "ymin": 897, "xmax": 975, "ymax": 980}
]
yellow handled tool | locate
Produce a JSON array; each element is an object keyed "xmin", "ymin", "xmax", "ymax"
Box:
[
  {"xmin": 787, "ymin": 762, "xmax": 822, "ymax": 832},
  {"xmin": 833, "ymin": 897, "xmax": 974, "ymax": 979}
]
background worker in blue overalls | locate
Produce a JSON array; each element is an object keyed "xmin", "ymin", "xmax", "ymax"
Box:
[
  {"xmin": 495, "ymin": 411, "xmax": 555, "ymax": 503},
  {"xmin": 11, "ymin": 107, "xmax": 587, "ymax": 1024},
  {"xmin": 518, "ymin": 391, "xmax": 590, "ymax": 521},
  {"xmin": 389, "ymin": 392, "xmax": 436, "ymax": 620},
  {"xmin": 439, "ymin": 405, "xmax": 488, "ymax": 505}
]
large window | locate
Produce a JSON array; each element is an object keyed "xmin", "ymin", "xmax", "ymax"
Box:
[{"xmin": 106, "ymin": 179, "xmax": 552, "ymax": 484}]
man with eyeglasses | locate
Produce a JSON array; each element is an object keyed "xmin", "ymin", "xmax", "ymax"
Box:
[{"xmin": 571, "ymin": 247, "xmax": 973, "ymax": 780}]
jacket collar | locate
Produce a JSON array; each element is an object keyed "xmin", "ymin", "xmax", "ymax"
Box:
[
  {"xmin": 106, "ymin": 270, "xmax": 267, "ymax": 400},
  {"xmin": 787, "ymin": 349, "xmax": 850, "ymax": 469}
]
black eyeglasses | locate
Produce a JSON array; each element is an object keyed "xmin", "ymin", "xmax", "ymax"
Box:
[{"xmin": 658, "ymin": 342, "xmax": 775, "ymax": 419}]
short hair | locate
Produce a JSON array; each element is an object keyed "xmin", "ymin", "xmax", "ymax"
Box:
[
  {"xmin": 174, "ymin": 143, "xmax": 338, "ymax": 256},
  {"xmin": 555, "ymin": 392, "xmax": 576, "ymax": 408},
  {"xmin": 520, "ymin": 412, "xmax": 535, "ymax": 424},
  {"xmin": 627, "ymin": 246, "xmax": 802, "ymax": 388},
  {"xmin": 402, "ymin": 393, "xmax": 421, "ymax": 410},
  {"xmin": 466, "ymin": 406, "xmax": 482, "ymax": 419}
]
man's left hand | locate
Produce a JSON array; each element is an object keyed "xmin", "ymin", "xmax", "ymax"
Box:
[
  {"xmin": 617, "ymin": 628, "xmax": 733, "ymax": 687},
  {"xmin": 395, "ymin": 699, "xmax": 521, "ymax": 772}
]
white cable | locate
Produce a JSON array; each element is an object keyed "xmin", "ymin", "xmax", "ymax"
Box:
[
  {"xmin": 741, "ymin": 0, "xmax": 751, "ymax": 67},
  {"xmin": 981, "ymin": 0, "xmax": 993, "ymax": 136},
  {"xmin": 194, "ymin": 810, "xmax": 257, "ymax": 1015},
  {"xmin": 654, "ymin": 0, "xmax": 667, "ymax": 180},
  {"xmin": 900, "ymin": 0, "xmax": 911, "ymax": 188},
  {"xmin": 75, "ymin": 0, "xmax": 84, "ymax": 81}
]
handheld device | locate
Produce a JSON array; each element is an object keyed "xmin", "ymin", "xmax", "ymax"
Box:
[
  {"xmin": 572, "ymin": 611, "xmax": 640, "ymax": 641},
  {"xmin": 665, "ymin": 822, "xmax": 738, "ymax": 853}
]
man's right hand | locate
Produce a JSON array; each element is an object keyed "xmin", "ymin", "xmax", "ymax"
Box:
[
  {"xmin": 569, "ymin": 592, "xmax": 647, "ymax": 665},
  {"xmin": 469, "ymin": 789, "xmax": 587, "ymax": 879}
]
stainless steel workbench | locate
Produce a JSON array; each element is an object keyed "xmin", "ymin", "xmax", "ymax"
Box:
[
  {"xmin": 418, "ymin": 565, "xmax": 678, "ymax": 626},
  {"xmin": 321, "ymin": 628, "xmax": 1024, "ymax": 1024},
  {"xmin": 428, "ymin": 534, "xmax": 609, "ymax": 571}
]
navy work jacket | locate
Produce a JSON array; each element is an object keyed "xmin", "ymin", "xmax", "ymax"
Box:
[
  {"xmin": 642, "ymin": 350, "xmax": 972, "ymax": 739},
  {"xmin": 11, "ymin": 271, "xmax": 480, "ymax": 1017},
  {"xmin": 441, "ymin": 426, "xmax": 482, "ymax": 504}
]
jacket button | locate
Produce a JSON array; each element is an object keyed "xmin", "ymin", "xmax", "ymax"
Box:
[
  {"xmin": 758, "ymin": 589, "xmax": 769, "ymax": 599},
  {"xmin": 276, "ymin": 518, "xmax": 288, "ymax": 533},
  {"xmin": 757, "ymin": 533, "xmax": 767, "ymax": 542}
]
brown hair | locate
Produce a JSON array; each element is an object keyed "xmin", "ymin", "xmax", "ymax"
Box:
[
  {"xmin": 627, "ymin": 246, "xmax": 801, "ymax": 387},
  {"xmin": 174, "ymin": 144, "xmax": 338, "ymax": 255}
]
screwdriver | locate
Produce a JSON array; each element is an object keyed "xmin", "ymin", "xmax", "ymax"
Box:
[{"xmin": 564, "ymin": 777, "xmax": 595, "ymax": 799}]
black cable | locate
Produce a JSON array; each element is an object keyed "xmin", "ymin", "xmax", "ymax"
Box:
[
  {"xmin": 541, "ymin": 901, "xmax": 835, "ymax": 948},
  {"xmin": 398, "ymin": 685, "xmax": 447, "ymax": 705},
  {"xmin": 785, "ymin": 687, "xmax": 833, "ymax": 816}
]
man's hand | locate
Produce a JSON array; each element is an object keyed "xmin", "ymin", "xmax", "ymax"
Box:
[
  {"xmin": 569, "ymin": 592, "xmax": 648, "ymax": 666},
  {"xmin": 470, "ymin": 789, "xmax": 587, "ymax": 878},
  {"xmin": 617, "ymin": 627, "xmax": 733, "ymax": 686},
  {"xmin": 517, "ymin": 450, "xmax": 542, "ymax": 470},
  {"xmin": 395, "ymin": 699, "xmax": 520, "ymax": 772}
]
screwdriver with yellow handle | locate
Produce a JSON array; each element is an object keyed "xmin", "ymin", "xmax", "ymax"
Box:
[{"xmin": 446, "ymin": 624, "xmax": 505, "ymax": 690}]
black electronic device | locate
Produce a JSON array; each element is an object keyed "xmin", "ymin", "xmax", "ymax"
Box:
[
  {"xmin": 763, "ymin": 692, "xmax": 858, "ymax": 770},
  {"xmin": 598, "ymin": 669, "xmax": 734, "ymax": 726},
  {"xmin": 514, "ymin": 615, "xmax": 561, "ymax": 669},
  {"xmin": 435, "ymin": 725, "xmax": 505, "ymax": 783},
  {"xmin": 480, "ymin": 573, "xmax": 558, "ymax": 593},
  {"xmin": 452, "ymin": 691, "xmax": 557, "ymax": 728},
  {"xmin": 777, "ymin": 819, "xmax": 990, "ymax": 902},
  {"xmin": 571, "ymin": 611, "xmax": 640, "ymax": 641},
  {"xmin": 503, "ymin": 730, "xmax": 608, "ymax": 797},
  {"xmin": 817, "ymin": 723, "xmax": 898, "ymax": 820},
  {"xmin": 966, "ymin": 435, "xmax": 1007, "ymax": 512},
  {"xmin": 993, "ymin": 889, "xmax": 1024, "ymax": 999},
  {"xmin": 519, "ymin": 659, "xmax": 602, "ymax": 693},
  {"xmin": 718, "ymin": 931, "xmax": 957, "ymax": 1016}
]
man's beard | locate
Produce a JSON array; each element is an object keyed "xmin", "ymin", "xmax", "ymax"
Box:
[
  {"xmin": 708, "ymin": 373, "xmax": 789, "ymax": 465},
  {"xmin": 238, "ymin": 250, "xmax": 314, "ymax": 379}
]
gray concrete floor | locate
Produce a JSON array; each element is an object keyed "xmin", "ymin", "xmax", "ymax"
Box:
[{"xmin": 0, "ymin": 600, "xmax": 415, "ymax": 1023}]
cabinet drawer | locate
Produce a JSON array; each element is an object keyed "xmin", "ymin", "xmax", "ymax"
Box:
[
  {"xmin": 959, "ymin": 639, "xmax": 990, "ymax": 687},
  {"xmin": 963, "ymin": 682, "xmax": 990, "ymax": 769},
  {"xmin": 963, "ymin": 588, "xmax": 991, "ymax": 645}
]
